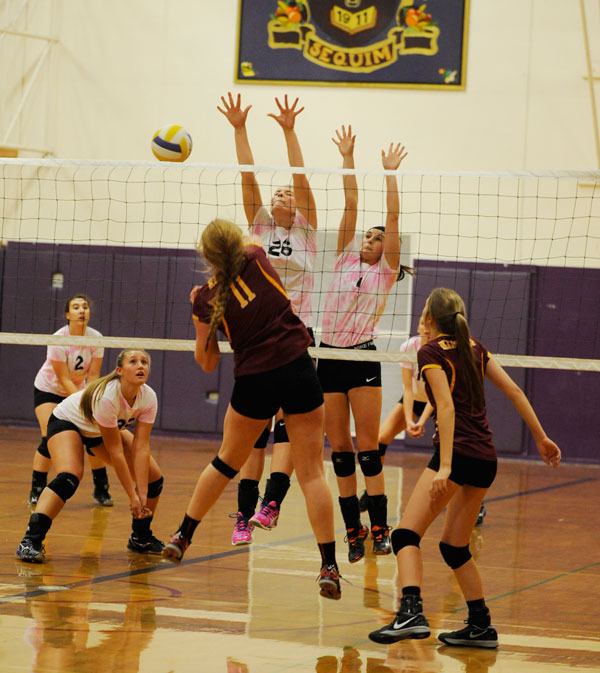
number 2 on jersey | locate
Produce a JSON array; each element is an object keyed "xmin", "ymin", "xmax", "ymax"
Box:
[{"xmin": 230, "ymin": 276, "xmax": 256, "ymax": 308}]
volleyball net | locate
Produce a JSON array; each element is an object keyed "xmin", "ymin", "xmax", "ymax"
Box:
[{"xmin": 1, "ymin": 158, "xmax": 599, "ymax": 372}]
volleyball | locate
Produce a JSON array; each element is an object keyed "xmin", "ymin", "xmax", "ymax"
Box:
[{"xmin": 151, "ymin": 124, "xmax": 192, "ymax": 162}]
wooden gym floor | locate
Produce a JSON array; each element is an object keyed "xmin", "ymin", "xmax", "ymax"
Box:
[{"xmin": 0, "ymin": 425, "xmax": 599, "ymax": 673}]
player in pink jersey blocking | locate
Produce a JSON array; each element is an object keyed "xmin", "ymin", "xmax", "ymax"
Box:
[
  {"xmin": 368, "ymin": 288, "xmax": 561, "ymax": 648},
  {"xmin": 219, "ymin": 92, "xmax": 318, "ymax": 544},
  {"xmin": 163, "ymin": 219, "xmax": 341, "ymax": 600},
  {"xmin": 317, "ymin": 126, "xmax": 408, "ymax": 564},
  {"xmin": 29, "ymin": 294, "xmax": 112, "ymax": 508},
  {"xmin": 17, "ymin": 349, "xmax": 165, "ymax": 563}
]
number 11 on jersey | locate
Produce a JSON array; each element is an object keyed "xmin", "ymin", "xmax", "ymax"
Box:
[{"xmin": 230, "ymin": 276, "xmax": 256, "ymax": 308}]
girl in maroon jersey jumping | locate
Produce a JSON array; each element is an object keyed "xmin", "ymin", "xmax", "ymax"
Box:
[
  {"xmin": 163, "ymin": 218, "xmax": 341, "ymax": 600},
  {"xmin": 369, "ymin": 287, "xmax": 561, "ymax": 648}
]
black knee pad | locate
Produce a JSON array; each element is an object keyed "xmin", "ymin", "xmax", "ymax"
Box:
[
  {"xmin": 332, "ymin": 451, "xmax": 356, "ymax": 477},
  {"xmin": 439, "ymin": 542, "xmax": 472, "ymax": 569},
  {"xmin": 391, "ymin": 528, "xmax": 421, "ymax": 555},
  {"xmin": 273, "ymin": 419, "xmax": 289, "ymax": 444},
  {"xmin": 254, "ymin": 424, "xmax": 270, "ymax": 449},
  {"xmin": 37, "ymin": 437, "xmax": 50, "ymax": 458},
  {"xmin": 357, "ymin": 450, "xmax": 383, "ymax": 477},
  {"xmin": 211, "ymin": 455, "xmax": 238, "ymax": 479},
  {"xmin": 147, "ymin": 476, "xmax": 164, "ymax": 499},
  {"xmin": 47, "ymin": 472, "xmax": 80, "ymax": 502}
]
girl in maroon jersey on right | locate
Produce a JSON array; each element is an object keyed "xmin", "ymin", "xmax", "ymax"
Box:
[{"xmin": 368, "ymin": 287, "xmax": 561, "ymax": 648}]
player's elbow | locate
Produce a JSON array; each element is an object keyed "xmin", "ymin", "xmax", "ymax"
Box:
[
  {"xmin": 506, "ymin": 381, "xmax": 525, "ymax": 403},
  {"xmin": 196, "ymin": 352, "xmax": 219, "ymax": 373}
]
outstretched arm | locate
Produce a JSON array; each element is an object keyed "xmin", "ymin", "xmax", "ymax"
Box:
[
  {"xmin": 268, "ymin": 95, "xmax": 317, "ymax": 229},
  {"xmin": 423, "ymin": 368, "xmax": 454, "ymax": 498},
  {"xmin": 485, "ymin": 358, "xmax": 561, "ymax": 467},
  {"xmin": 218, "ymin": 91, "xmax": 263, "ymax": 224},
  {"xmin": 332, "ymin": 125, "xmax": 358, "ymax": 255},
  {"xmin": 99, "ymin": 425, "xmax": 144, "ymax": 517},
  {"xmin": 381, "ymin": 143, "xmax": 408, "ymax": 270}
]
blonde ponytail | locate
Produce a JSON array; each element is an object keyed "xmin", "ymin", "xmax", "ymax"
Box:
[{"xmin": 198, "ymin": 219, "xmax": 247, "ymax": 342}]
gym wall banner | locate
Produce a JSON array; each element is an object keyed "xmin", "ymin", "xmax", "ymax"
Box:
[{"xmin": 235, "ymin": 0, "xmax": 469, "ymax": 90}]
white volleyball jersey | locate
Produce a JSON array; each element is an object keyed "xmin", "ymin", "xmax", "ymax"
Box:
[
  {"xmin": 250, "ymin": 206, "xmax": 316, "ymax": 327},
  {"xmin": 53, "ymin": 379, "xmax": 158, "ymax": 437},
  {"xmin": 34, "ymin": 325, "xmax": 104, "ymax": 397},
  {"xmin": 320, "ymin": 238, "xmax": 397, "ymax": 347},
  {"xmin": 399, "ymin": 335, "xmax": 426, "ymax": 395}
]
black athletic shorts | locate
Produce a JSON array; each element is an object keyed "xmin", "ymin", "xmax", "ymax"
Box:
[
  {"xmin": 46, "ymin": 414, "xmax": 104, "ymax": 456},
  {"xmin": 34, "ymin": 387, "xmax": 66, "ymax": 408},
  {"xmin": 428, "ymin": 448, "xmax": 497, "ymax": 489},
  {"xmin": 317, "ymin": 340, "xmax": 381, "ymax": 394},
  {"xmin": 230, "ymin": 352, "xmax": 324, "ymax": 420},
  {"xmin": 399, "ymin": 397, "xmax": 427, "ymax": 417}
]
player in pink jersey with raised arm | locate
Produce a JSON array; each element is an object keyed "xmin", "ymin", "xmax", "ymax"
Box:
[
  {"xmin": 317, "ymin": 126, "xmax": 408, "ymax": 564},
  {"xmin": 218, "ymin": 92, "xmax": 317, "ymax": 545},
  {"xmin": 163, "ymin": 219, "xmax": 341, "ymax": 600},
  {"xmin": 368, "ymin": 288, "xmax": 561, "ymax": 648},
  {"xmin": 16, "ymin": 349, "xmax": 165, "ymax": 564},
  {"xmin": 29, "ymin": 294, "xmax": 112, "ymax": 507}
]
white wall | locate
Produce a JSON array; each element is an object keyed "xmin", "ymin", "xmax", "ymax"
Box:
[{"xmin": 3, "ymin": 0, "xmax": 600, "ymax": 170}]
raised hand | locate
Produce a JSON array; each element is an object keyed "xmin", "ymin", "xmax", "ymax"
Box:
[
  {"xmin": 268, "ymin": 94, "xmax": 305, "ymax": 131},
  {"xmin": 332, "ymin": 125, "xmax": 356, "ymax": 158},
  {"xmin": 381, "ymin": 142, "xmax": 408, "ymax": 170},
  {"xmin": 217, "ymin": 92, "xmax": 252, "ymax": 129}
]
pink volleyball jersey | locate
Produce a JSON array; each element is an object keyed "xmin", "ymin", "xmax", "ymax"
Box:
[
  {"xmin": 33, "ymin": 325, "xmax": 104, "ymax": 397},
  {"xmin": 399, "ymin": 335, "xmax": 424, "ymax": 394},
  {"xmin": 52, "ymin": 379, "xmax": 158, "ymax": 437},
  {"xmin": 250, "ymin": 206, "xmax": 316, "ymax": 327},
  {"xmin": 320, "ymin": 238, "xmax": 397, "ymax": 347}
]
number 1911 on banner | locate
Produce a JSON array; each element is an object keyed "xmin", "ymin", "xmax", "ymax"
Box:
[{"xmin": 235, "ymin": 0, "xmax": 470, "ymax": 89}]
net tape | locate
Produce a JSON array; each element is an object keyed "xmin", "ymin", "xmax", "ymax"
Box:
[{"xmin": 2, "ymin": 333, "xmax": 598, "ymax": 372}]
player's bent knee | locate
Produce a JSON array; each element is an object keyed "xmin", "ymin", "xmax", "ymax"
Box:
[
  {"xmin": 439, "ymin": 541, "xmax": 472, "ymax": 569},
  {"xmin": 357, "ymin": 450, "xmax": 382, "ymax": 477},
  {"xmin": 273, "ymin": 419, "xmax": 289, "ymax": 444},
  {"xmin": 37, "ymin": 437, "xmax": 50, "ymax": 458},
  {"xmin": 211, "ymin": 455, "xmax": 238, "ymax": 480},
  {"xmin": 332, "ymin": 451, "xmax": 356, "ymax": 477},
  {"xmin": 47, "ymin": 472, "xmax": 80, "ymax": 502},
  {"xmin": 254, "ymin": 424, "xmax": 270, "ymax": 449},
  {"xmin": 391, "ymin": 528, "xmax": 421, "ymax": 555},
  {"xmin": 147, "ymin": 476, "xmax": 164, "ymax": 499}
]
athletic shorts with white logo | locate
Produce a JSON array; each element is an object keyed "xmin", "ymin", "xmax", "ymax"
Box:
[{"xmin": 317, "ymin": 341, "xmax": 381, "ymax": 394}]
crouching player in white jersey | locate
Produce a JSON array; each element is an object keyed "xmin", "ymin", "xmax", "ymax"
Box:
[{"xmin": 16, "ymin": 349, "xmax": 165, "ymax": 563}]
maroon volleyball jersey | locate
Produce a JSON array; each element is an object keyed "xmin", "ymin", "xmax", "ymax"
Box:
[
  {"xmin": 193, "ymin": 245, "xmax": 311, "ymax": 377},
  {"xmin": 418, "ymin": 335, "xmax": 496, "ymax": 461}
]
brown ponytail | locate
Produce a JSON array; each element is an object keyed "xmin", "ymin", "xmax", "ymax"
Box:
[
  {"xmin": 425, "ymin": 288, "xmax": 484, "ymax": 411},
  {"xmin": 198, "ymin": 219, "xmax": 247, "ymax": 343}
]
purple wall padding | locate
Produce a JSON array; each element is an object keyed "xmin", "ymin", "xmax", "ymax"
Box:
[
  {"xmin": 0, "ymin": 242, "xmax": 234, "ymax": 437},
  {"xmin": 1, "ymin": 243, "xmax": 597, "ymax": 463}
]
